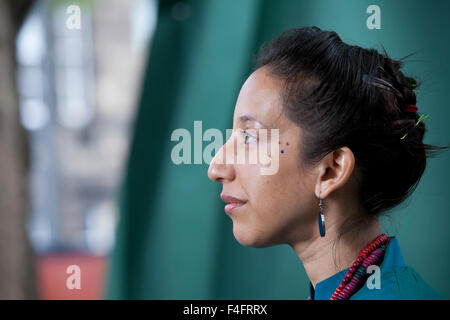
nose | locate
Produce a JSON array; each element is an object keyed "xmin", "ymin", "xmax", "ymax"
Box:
[{"xmin": 208, "ymin": 139, "xmax": 236, "ymax": 183}]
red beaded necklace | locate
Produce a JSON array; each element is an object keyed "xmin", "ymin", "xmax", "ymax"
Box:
[{"xmin": 330, "ymin": 233, "xmax": 390, "ymax": 300}]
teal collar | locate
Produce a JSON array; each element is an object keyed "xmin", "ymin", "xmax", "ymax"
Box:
[{"xmin": 309, "ymin": 236, "xmax": 405, "ymax": 300}]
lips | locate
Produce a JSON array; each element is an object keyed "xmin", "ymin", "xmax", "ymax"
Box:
[{"xmin": 220, "ymin": 194, "xmax": 247, "ymax": 215}]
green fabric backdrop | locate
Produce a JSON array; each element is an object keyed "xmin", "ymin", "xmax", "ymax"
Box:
[{"xmin": 106, "ymin": 0, "xmax": 450, "ymax": 299}]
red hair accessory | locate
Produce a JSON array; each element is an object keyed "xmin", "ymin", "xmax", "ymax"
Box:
[{"xmin": 405, "ymin": 104, "xmax": 418, "ymax": 113}]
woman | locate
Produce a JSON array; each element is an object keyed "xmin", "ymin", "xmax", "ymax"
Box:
[{"xmin": 207, "ymin": 26, "xmax": 445, "ymax": 300}]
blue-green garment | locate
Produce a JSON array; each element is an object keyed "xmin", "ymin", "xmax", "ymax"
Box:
[{"xmin": 309, "ymin": 237, "xmax": 444, "ymax": 300}]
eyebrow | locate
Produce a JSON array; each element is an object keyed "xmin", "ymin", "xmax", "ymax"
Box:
[{"xmin": 238, "ymin": 115, "xmax": 270, "ymax": 128}]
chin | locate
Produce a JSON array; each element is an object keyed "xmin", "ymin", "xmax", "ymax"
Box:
[{"xmin": 232, "ymin": 223, "xmax": 274, "ymax": 248}]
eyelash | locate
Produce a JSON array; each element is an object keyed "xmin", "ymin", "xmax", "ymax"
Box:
[{"xmin": 242, "ymin": 129, "xmax": 257, "ymax": 144}]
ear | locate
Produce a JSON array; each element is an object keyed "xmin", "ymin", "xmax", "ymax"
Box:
[{"xmin": 314, "ymin": 147, "xmax": 355, "ymax": 199}]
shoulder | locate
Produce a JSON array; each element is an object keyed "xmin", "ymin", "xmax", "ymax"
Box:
[{"xmin": 351, "ymin": 265, "xmax": 444, "ymax": 300}]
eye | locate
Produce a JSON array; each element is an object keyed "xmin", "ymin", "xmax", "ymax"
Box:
[{"xmin": 243, "ymin": 130, "xmax": 257, "ymax": 144}]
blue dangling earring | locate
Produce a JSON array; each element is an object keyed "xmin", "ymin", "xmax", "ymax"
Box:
[{"xmin": 318, "ymin": 198, "xmax": 325, "ymax": 237}]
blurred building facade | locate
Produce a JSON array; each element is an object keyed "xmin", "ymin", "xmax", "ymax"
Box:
[{"xmin": 14, "ymin": 0, "xmax": 156, "ymax": 298}]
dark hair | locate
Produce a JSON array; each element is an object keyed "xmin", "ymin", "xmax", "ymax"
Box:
[{"xmin": 255, "ymin": 26, "xmax": 447, "ymax": 216}]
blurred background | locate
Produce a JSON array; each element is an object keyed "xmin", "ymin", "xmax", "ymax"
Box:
[{"xmin": 0, "ymin": 0, "xmax": 448, "ymax": 300}]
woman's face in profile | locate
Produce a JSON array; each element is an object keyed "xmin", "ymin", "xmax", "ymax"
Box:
[{"xmin": 208, "ymin": 67, "xmax": 318, "ymax": 247}]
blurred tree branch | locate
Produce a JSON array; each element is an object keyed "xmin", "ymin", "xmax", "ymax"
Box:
[{"xmin": 0, "ymin": 0, "xmax": 36, "ymax": 299}]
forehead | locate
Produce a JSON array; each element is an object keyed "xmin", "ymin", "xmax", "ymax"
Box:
[{"xmin": 233, "ymin": 67, "xmax": 284, "ymax": 128}]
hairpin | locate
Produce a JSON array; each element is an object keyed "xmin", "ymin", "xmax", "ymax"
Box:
[
  {"xmin": 400, "ymin": 112, "xmax": 430, "ymax": 140},
  {"xmin": 405, "ymin": 104, "xmax": 418, "ymax": 113}
]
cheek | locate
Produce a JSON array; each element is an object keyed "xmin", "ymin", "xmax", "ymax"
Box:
[
  {"xmin": 237, "ymin": 160, "xmax": 304, "ymax": 222},
  {"xmin": 231, "ymin": 165, "xmax": 280, "ymax": 245},
  {"xmin": 237, "ymin": 163, "xmax": 276, "ymax": 209},
  {"xmin": 233, "ymin": 149, "xmax": 315, "ymax": 245}
]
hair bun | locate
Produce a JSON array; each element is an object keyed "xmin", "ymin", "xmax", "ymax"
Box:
[{"xmin": 380, "ymin": 54, "xmax": 419, "ymax": 112}]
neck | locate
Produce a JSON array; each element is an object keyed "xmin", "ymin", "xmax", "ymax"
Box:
[{"xmin": 290, "ymin": 215, "xmax": 381, "ymax": 288}]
